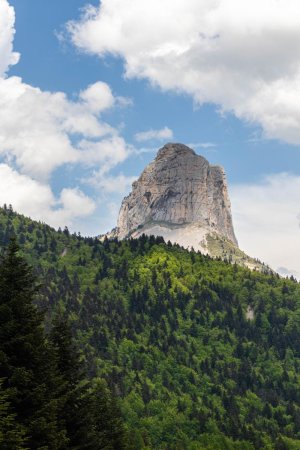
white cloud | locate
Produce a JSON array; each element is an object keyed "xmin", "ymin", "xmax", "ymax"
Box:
[
  {"xmin": 188, "ymin": 142, "xmax": 216, "ymax": 150},
  {"xmin": 0, "ymin": 75, "xmax": 133, "ymax": 230},
  {"xmin": 133, "ymin": 146, "xmax": 157, "ymax": 155},
  {"xmin": 0, "ymin": 77, "xmax": 131, "ymax": 180},
  {"xmin": 231, "ymin": 173, "xmax": 300, "ymax": 278},
  {"xmin": 60, "ymin": 188, "xmax": 95, "ymax": 216},
  {"xmin": 68, "ymin": 0, "xmax": 300, "ymax": 145},
  {"xmin": 0, "ymin": 0, "xmax": 19, "ymax": 76},
  {"xmin": 79, "ymin": 81, "xmax": 115, "ymax": 113},
  {"xmin": 134, "ymin": 126, "xmax": 173, "ymax": 142},
  {"xmin": 0, "ymin": 1, "xmax": 136, "ymax": 233},
  {"xmin": 89, "ymin": 173, "xmax": 137, "ymax": 194},
  {"xmin": 78, "ymin": 136, "xmax": 133, "ymax": 173},
  {"xmin": 0, "ymin": 164, "xmax": 95, "ymax": 229},
  {"xmin": 79, "ymin": 81, "xmax": 132, "ymax": 112}
]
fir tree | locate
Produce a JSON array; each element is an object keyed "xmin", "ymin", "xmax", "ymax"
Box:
[
  {"xmin": 0, "ymin": 238, "xmax": 65, "ymax": 449},
  {"xmin": 50, "ymin": 314, "xmax": 89, "ymax": 449},
  {"xmin": 88, "ymin": 380, "xmax": 129, "ymax": 450},
  {"xmin": 51, "ymin": 314, "xmax": 129, "ymax": 449},
  {"xmin": 0, "ymin": 380, "xmax": 27, "ymax": 450}
]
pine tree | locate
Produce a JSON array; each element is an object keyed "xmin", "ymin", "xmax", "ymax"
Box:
[
  {"xmin": 51, "ymin": 314, "xmax": 129, "ymax": 449},
  {"xmin": 88, "ymin": 380, "xmax": 129, "ymax": 450},
  {"xmin": 50, "ymin": 314, "xmax": 90, "ymax": 449},
  {"xmin": 0, "ymin": 238, "xmax": 65, "ymax": 449},
  {"xmin": 0, "ymin": 380, "xmax": 27, "ymax": 450}
]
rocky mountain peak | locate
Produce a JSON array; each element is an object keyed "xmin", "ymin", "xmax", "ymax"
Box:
[
  {"xmin": 102, "ymin": 143, "xmax": 269, "ymax": 273},
  {"xmin": 115, "ymin": 143, "xmax": 238, "ymax": 249},
  {"xmin": 156, "ymin": 142, "xmax": 196, "ymax": 160}
]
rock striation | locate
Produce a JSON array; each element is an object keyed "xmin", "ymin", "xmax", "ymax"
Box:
[{"xmin": 116, "ymin": 143, "xmax": 238, "ymax": 249}]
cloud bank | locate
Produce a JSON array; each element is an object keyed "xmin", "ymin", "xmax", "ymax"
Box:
[
  {"xmin": 68, "ymin": 0, "xmax": 300, "ymax": 145},
  {"xmin": 0, "ymin": 75, "xmax": 131, "ymax": 229},
  {"xmin": 231, "ymin": 173, "xmax": 300, "ymax": 278},
  {"xmin": 0, "ymin": 164, "xmax": 95, "ymax": 228},
  {"xmin": 0, "ymin": 77, "xmax": 131, "ymax": 180}
]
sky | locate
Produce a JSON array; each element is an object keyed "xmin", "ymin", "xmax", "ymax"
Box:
[{"xmin": 0, "ymin": 0, "xmax": 300, "ymax": 277}]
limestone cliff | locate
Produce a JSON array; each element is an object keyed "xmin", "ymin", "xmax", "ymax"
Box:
[
  {"xmin": 116, "ymin": 143, "xmax": 237, "ymax": 246},
  {"xmin": 102, "ymin": 143, "xmax": 270, "ymax": 272}
]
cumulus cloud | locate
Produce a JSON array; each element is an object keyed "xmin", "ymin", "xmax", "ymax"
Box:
[
  {"xmin": 78, "ymin": 136, "xmax": 132, "ymax": 173},
  {"xmin": 134, "ymin": 127, "xmax": 173, "ymax": 142},
  {"xmin": 79, "ymin": 81, "xmax": 132, "ymax": 112},
  {"xmin": 0, "ymin": 164, "xmax": 95, "ymax": 229},
  {"xmin": 231, "ymin": 173, "xmax": 300, "ymax": 278},
  {"xmin": 0, "ymin": 0, "xmax": 19, "ymax": 76},
  {"xmin": 0, "ymin": 75, "xmax": 133, "ymax": 229},
  {"xmin": 79, "ymin": 81, "xmax": 115, "ymax": 113},
  {"xmin": 88, "ymin": 173, "xmax": 137, "ymax": 194},
  {"xmin": 0, "ymin": 1, "xmax": 135, "ymax": 231},
  {"xmin": 0, "ymin": 77, "xmax": 132, "ymax": 180},
  {"xmin": 68, "ymin": 0, "xmax": 300, "ymax": 145}
]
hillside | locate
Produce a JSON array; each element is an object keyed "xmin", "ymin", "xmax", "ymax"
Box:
[{"xmin": 1, "ymin": 205, "xmax": 300, "ymax": 449}]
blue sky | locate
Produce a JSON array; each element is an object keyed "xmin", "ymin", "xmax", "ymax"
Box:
[{"xmin": 1, "ymin": 0, "xmax": 300, "ymax": 276}]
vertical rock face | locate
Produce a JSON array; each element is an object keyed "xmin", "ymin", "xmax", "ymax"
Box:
[{"xmin": 116, "ymin": 143, "xmax": 238, "ymax": 248}]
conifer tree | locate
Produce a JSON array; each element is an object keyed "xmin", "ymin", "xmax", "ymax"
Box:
[
  {"xmin": 88, "ymin": 380, "xmax": 129, "ymax": 450},
  {"xmin": 51, "ymin": 314, "xmax": 129, "ymax": 449},
  {"xmin": 50, "ymin": 314, "xmax": 90, "ymax": 448},
  {"xmin": 0, "ymin": 381, "xmax": 27, "ymax": 450},
  {"xmin": 0, "ymin": 238, "xmax": 65, "ymax": 449}
]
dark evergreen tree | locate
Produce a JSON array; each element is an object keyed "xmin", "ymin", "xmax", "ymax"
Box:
[
  {"xmin": 50, "ymin": 314, "xmax": 90, "ymax": 449},
  {"xmin": 0, "ymin": 238, "xmax": 66, "ymax": 449},
  {"xmin": 51, "ymin": 314, "xmax": 129, "ymax": 450},
  {"xmin": 87, "ymin": 380, "xmax": 129, "ymax": 450},
  {"xmin": 0, "ymin": 381, "xmax": 27, "ymax": 450}
]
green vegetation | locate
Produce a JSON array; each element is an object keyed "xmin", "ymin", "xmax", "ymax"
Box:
[
  {"xmin": 0, "ymin": 205, "xmax": 300, "ymax": 449},
  {"xmin": 205, "ymin": 232, "xmax": 269, "ymax": 271},
  {"xmin": 0, "ymin": 233, "xmax": 128, "ymax": 449}
]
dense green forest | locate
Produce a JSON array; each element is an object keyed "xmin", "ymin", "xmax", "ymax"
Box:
[
  {"xmin": 1, "ymin": 204, "xmax": 300, "ymax": 449},
  {"xmin": 0, "ymin": 237, "xmax": 128, "ymax": 449}
]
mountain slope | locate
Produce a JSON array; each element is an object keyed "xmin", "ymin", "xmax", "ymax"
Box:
[{"xmin": 1, "ymin": 206, "xmax": 300, "ymax": 449}]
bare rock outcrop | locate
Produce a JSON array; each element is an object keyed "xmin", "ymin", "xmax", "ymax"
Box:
[{"xmin": 116, "ymin": 143, "xmax": 238, "ymax": 248}]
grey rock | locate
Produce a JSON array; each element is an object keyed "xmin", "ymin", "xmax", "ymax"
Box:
[{"xmin": 116, "ymin": 143, "xmax": 238, "ymax": 247}]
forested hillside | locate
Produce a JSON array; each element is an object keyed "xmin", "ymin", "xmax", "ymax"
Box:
[
  {"xmin": 0, "ymin": 237, "xmax": 128, "ymax": 449},
  {"xmin": 1, "ymin": 205, "xmax": 300, "ymax": 449}
]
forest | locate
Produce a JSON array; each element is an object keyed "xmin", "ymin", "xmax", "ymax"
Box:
[{"xmin": 1, "ymin": 204, "xmax": 300, "ymax": 449}]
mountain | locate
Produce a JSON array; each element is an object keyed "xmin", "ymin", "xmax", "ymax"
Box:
[
  {"xmin": 106, "ymin": 143, "xmax": 267, "ymax": 271},
  {"xmin": 1, "ymin": 206, "xmax": 300, "ymax": 449},
  {"xmin": 117, "ymin": 143, "xmax": 237, "ymax": 244}
]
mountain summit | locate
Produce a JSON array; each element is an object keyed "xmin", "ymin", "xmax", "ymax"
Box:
[
  {"xmin": 105, "ymin": 143, "xmax": 267, "ymax": 270},
  {"xmin": 109, "ymin": 143, "xmax": 240, "ymax": 254}
]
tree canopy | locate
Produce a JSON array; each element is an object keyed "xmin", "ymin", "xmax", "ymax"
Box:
[{"xmin": 0, "ymin": 206, "xmax": 300, "ymax": 449}]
